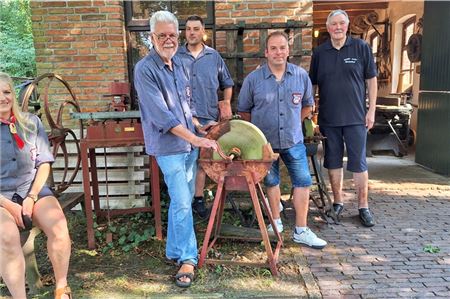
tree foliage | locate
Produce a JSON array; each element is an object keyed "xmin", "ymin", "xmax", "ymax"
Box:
[{"xmin": 0, "ymin": 0, "xmax": 36, "ymax": 77}]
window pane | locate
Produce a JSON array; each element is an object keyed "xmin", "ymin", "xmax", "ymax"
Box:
[
  {"xmin": 401, "ymin": 49, "xmax": 411, "ymax": 71},
  {"xmin": 172, "ymin": 1, "xmax": 208, "ymax": 20},
  {"xmin": 130, "ymin": 32, "xmax": 151, "ymax": 66},
  {"xmin": 371, "ymin": 36, "xmax": 378, "ymax": 54},
  {"xmin": 402, "ymin": 71, "xmax": 411, "ymax": 90},
  {"xmin": 404, "ymin": 23, "xmax": 414, "ymax": 45},
  {"xmin": 131, "ymin": 2, "xmax": 169, "ymax": 20}
]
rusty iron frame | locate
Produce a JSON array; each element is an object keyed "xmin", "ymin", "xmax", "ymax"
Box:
[{"xmin": 197, "ymin": 120, "xmax": 282, "ymax": 275}]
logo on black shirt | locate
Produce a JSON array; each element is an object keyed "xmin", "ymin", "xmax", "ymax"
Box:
[{"xmin": 344, "ymin": 58, "xmax": 358, "ymax": 64}]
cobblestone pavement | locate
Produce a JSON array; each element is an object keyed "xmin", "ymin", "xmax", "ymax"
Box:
[{"xmin": 300, "ymin": 155, "xmax": 450, "ymax": 298}]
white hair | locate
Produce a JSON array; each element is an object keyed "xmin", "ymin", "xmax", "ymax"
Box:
[
  {"xmin": 326, "ymin": 9, "xmax": 349, "ymax": 25},
  {"xmin": 149, "ymin": 11, "xmax": 179, "ymax": 33}
]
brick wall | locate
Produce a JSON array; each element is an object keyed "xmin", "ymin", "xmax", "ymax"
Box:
[{"xmin": 30, "ymin": 0, "xmax": 128, "ymax": 112}]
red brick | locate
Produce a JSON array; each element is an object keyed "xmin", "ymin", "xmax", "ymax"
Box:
[
  {"xmin": 107, "ymin": 13, "xmax": 122, "ymax": 20},
  {"xmin": 248, "ymin": 3, "xmax": 273, "ymax": 9},
  {"xmin": 42, "ymin": 1, "xmax": 66, "ymax": 7},
  {"xmin": 273, "ymin": 2, "xmax": 301, "ymax": 9},
  {"xmin": 67, "ymin": 1, "xmax": 92, "ymax": 7},
  {"xmin": 45, "ymin": 14, "xmax": 68, "ymax": 22},
  {"xmin": 270, "ymin": 10, "xmax": 295, "ymax": 17},
  {"xmin": 49, "ymin": 43, "xmax": 72, "ymax": 49},
  {"xmin": 52, "ymin": 36, "xmax": 77, "ymax": 42},
  {"xmin": 78, "ymin": 49, "xmax": 91, "ymax": 55},
  {"xmin": 255, "ymin": 10, "xmax": 270, "ymax": 17},
  {"xmin": 231, "ymin": 10, "xmax": 255, "ymax": 17},
  {"xmin": 47, "ymin": 8, "xmax": 74, "ymax": 14},
  {"xmin": 215, "ymin": 11, "xmax": 230, "ymax": 18},
  {"xmin": 67, "ymin": 15, "xmax": 80, "ymax": 22},
  {"xmin": 81, "ymin": 14, "xmax": 106, "ymax": 21},
  {"xmin": 69, "ymin": 28, "xmax": 82, "ymax": 35},
  {"xmin": 74, "ymin": 7, "xmax": 99, "ymax": 14},
  {"xmin": 54, "ymin": 49, "xmax": 77, "ymax": 55},
  {"xmin": 215, "ymin": 3, "xmax": 233, "ymax": 10},
  {"xmin": 99, "ymin": 7, "xmax": 122, "ymax": 13},
  {"xmin": 72, "ymin": 41, "xmax": 95, "ymax": 48},
  {"xmin": 73, "ymin": 56, "xmax": 97, "ymax": 61}
]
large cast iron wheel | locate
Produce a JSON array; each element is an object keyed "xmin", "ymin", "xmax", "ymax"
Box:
[{"xmin": 20, "ymin": 73, "xmax": 83, "ymax": 195}]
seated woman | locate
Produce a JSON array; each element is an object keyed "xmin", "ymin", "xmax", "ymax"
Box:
[{"xmin": 0, "ymin": 72, "xmax": 72, "ymax": 299}]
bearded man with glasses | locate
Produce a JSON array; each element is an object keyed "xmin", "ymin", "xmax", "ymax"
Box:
[{"xmin": 134, "ymin": 10, "xmax": 218, "ymax": 288}]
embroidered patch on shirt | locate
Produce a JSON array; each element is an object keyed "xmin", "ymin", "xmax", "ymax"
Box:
[{"xmin": 292, "ymin": 93, "xmax": 302, "ymax": 105}]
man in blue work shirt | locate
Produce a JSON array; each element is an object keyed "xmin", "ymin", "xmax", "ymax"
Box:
[
  {"xmin": 238, "ymin": 31, "xmax": 327, "ymax": 249},
  {"xmin": 134, "ymin": 11, "xmax": 218, "ymax": 288},
  {"xmin": 177, "ymin": 15, "xmax": 234, "ymax": 219},
  {"xmin": 309, "ymin": 9, "xmax": 377, "ymax": 227}
]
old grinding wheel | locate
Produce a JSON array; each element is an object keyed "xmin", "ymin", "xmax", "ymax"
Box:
[
  {"xmin": 211, "ymin": 119, "xmax": 268, "ymax": 160},
  {"xmin": 199, "ymin": 119, "xmax": 278, "ymax": 184}
]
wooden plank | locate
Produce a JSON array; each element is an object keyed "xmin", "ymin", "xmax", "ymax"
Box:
[
  {"xmin": 72, "ymin": 197, "xmax": 147, "ymax": 210},
  {"xmin": 52, "ymin": 169, "xmax": 145, "ymax": 182},
  {"xmin": 52, "ymin": 155, "xmax": 145, "ymax": 168},
  {"xmin": 62, "ymin": 183, "xmax": 146, "ymax": 195}
]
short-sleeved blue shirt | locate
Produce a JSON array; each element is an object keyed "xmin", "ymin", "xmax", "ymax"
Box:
[
  {"xmin": 177, "ymin": 44, "xmax": 234, "ymax": 121},
  {"xmin": 309, "ymin": 36, "xmax": 377, "ymax": 127},
  {"xmin": 134, "ymin": 48, "xmax": 196, "ymax": 156},
  {"xmin": 238, "ymin": 63, "xmax": 314, "ymax": 150},
  {"xmin": 1, "ymin": 113, "xmax": 54, "ymax": 198}
]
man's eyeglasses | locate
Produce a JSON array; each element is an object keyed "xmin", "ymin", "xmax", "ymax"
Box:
[{"xmin": 153, "ymin": 33, "xmax": 179, "ymax": 42}]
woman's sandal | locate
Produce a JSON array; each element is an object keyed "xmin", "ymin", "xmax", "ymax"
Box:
[{"xmin": 54, "ymin": 286, "xmax": 72, "ymax": 299}]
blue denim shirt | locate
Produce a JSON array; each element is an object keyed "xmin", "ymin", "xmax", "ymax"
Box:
[
  {"xmin": 134, "ymin": 48, "xmax": 196, "ymax": 156},
  {"xmin": 177, "ymin": 44, "xmax": 234, "ymax": 121},
  {"xmin": 238, "ymin": 63, "xmax": 314, "ymax": 150},
  {"xmin": 0, "ymin": 113, "xmax": 54, "ymax": 198}
]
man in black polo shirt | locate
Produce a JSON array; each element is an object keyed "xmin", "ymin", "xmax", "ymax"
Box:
[{"xmin": 309, "ymin": 9, "xmax": 377, "ymax": 227}]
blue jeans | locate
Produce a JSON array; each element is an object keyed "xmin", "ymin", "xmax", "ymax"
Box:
[
  {"xmin": 156, "ymin": 148, "xmax": 199, "ymax": 265},
  {"xmin": 264, "ymin": 142, "xmax": 312, "ymax": 188}
]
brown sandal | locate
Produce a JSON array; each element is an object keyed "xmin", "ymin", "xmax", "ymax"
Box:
[{"xmin": 54, "ymin": 286, "xmax": 72, "ymax": 299}]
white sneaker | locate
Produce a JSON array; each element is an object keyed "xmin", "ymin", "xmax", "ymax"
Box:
[
  {"xmin": 267, "ymin": 219, "xmax": 284, "ymax": 233},
  {"xmin": 292, "ymin": 228, "xmax": 327, "ymax": 249}
]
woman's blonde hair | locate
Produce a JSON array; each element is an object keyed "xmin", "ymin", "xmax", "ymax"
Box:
[{"xmin": 0, "ymin": 72, "xmax": 36, "ymax": 139}]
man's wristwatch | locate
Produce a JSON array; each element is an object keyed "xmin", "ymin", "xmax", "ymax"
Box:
[{"xmin": 28, "ymin": 193, "xmax": 39, "ymax": 202}]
